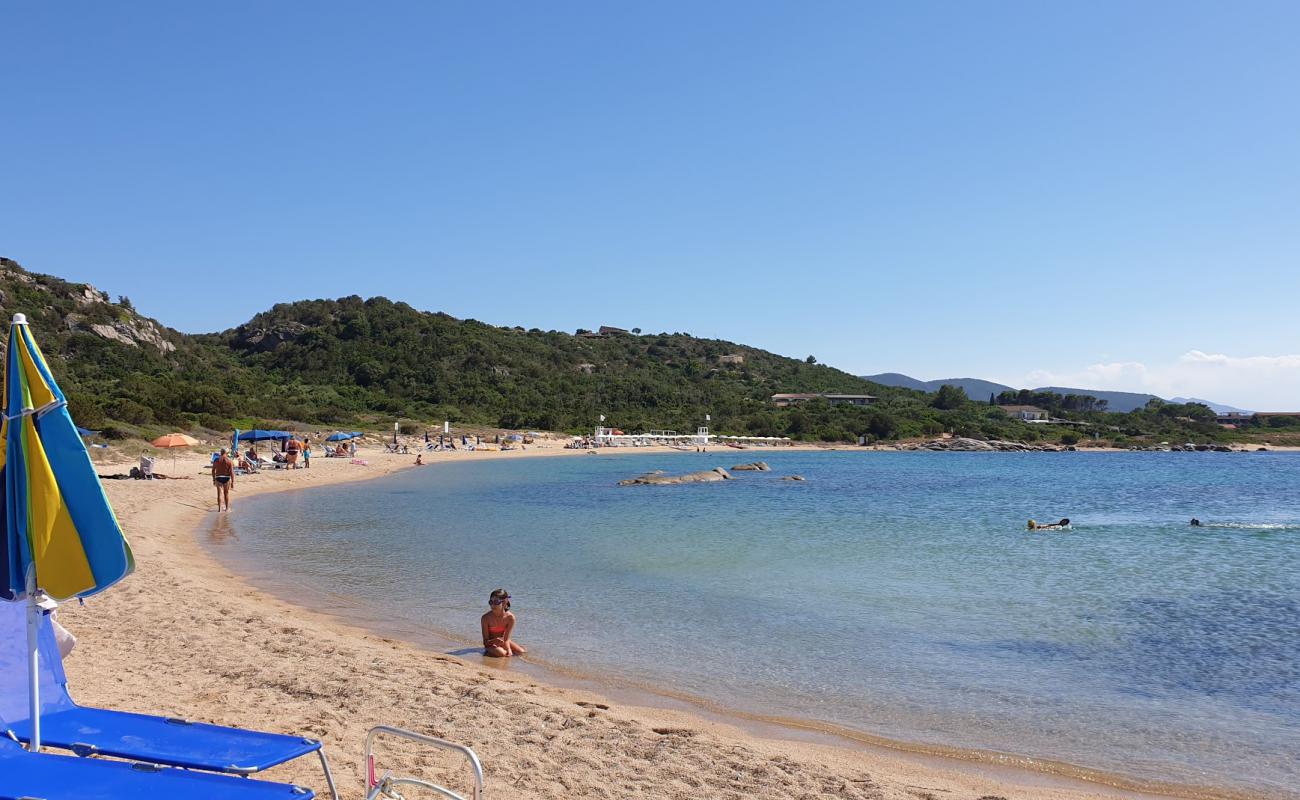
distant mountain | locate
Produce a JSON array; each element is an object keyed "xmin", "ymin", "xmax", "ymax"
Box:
[
  {"xmin": 1032, "ymin": 387, "xmax": 1161, "ymax": 413},
  {"xmin": 1169, "ymin": 397, "xmax": 1253, "ymax": 414},
  {"xmin": 860, "ymin": 372, "xmax": 929, "ymax": 391},
  {"xmin": 863, "ymin": 374, "xmax": 1014, "ymax": 400},
  {"xmin": 865, "ymin": 373, "xmax": 1242, "ymax": 414}
]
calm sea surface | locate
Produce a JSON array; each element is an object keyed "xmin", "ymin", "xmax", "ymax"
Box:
[{"xmin": 215, "ymin": 452, "xmax": 1300, "ymax": 797}]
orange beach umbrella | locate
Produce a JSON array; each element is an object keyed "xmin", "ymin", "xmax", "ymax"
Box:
[
  {"xmin": 149, "ymin": 433, "xmax": 201, "ymax": 472},
  {"xmin": 150, "ymin": 433, "xmax": 200, "ymax": 449}
]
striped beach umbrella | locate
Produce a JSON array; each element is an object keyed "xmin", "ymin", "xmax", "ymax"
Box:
[{"xmin": 0, "ymin": 314, "xmax": 134, "ymax": 751}]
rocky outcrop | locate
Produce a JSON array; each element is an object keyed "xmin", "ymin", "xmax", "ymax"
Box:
[
  {"xmin": 921, "ymin": 437, "xmax": 996, "ymax": 452},
  {"xmin": 898, "ymin": 438, "xmax": 1075, "ymax": 452},
  {"xmin": 238, "ymin": 322, "xmax": 310, "ymax": 352},
  {"xmin": 619, "ymin": 467, "xmax": 733, "ymax": 486},
  {"xmin": 86, "ymin": 319, "xmax": 176, "ymax": 352},
  {"xmin": 782, "ymin": 475, "xmax": 805, "ymax": 481},
  {"xmin": 730, "ymin": 461, "xmax": 770, "ymax": 471}
]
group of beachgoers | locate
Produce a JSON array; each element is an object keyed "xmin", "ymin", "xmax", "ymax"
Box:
[{"xmin": 208, "ymin": 436, "xmax": 318, "ymax": 511}]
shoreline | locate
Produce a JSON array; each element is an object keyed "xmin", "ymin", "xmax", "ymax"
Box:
[{"xmin": 65, "ymin": 445, "xmax": 1276, "ymax": 800}]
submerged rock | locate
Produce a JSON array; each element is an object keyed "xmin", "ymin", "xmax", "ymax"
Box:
[{"xmin": 782, "ymin": 475, "xmax": 805, "ymax": 481}]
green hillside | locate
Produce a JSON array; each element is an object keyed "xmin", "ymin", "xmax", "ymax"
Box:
[
  {"xmin": 210, "ymin": 296, "xmax": 907, "ymax": 436},
  {"xmin": 3, "ymin": 256, "xmax": 1287, "ymax": 446}
]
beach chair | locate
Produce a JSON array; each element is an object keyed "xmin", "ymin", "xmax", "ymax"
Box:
[
  {"xmin": 0, "ymin": 602, "xmax": 338, "ymax": 799},
  {"xmin": 365, "ymin": 726, "xmax": 484, "ymax": 800},
  {"xmin": 0, "ymin": 736, "xmax": 315, "ymax": 799}
]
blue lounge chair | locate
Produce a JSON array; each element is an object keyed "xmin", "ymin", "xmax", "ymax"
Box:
[
  {"xmin": 0, "ymin": 602, "xmax": 337, "ymax": 799},
  {"xmin": 0, "ymin": 735, "xmax": 313, "ymax": 799}
]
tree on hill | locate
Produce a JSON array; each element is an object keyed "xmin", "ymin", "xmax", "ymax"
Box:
[{"xmin": 931, "ymin": 384, "xmax": 968, "ymax": 410}]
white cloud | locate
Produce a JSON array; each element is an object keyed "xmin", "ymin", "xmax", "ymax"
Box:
[{"xmin": 1019, "ymin": 351, "xmax": 1300, "ymax": 411}]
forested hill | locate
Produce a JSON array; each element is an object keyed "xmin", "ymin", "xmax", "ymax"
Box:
[
  {"xmin": 207, "ymin": 296, "xmax": 894, "ymax": 433},
  {"xmin": 2, "ymin": 256, "xmax": 1273, "ymax": 446},
  {"xmin": 0, "ymin": 257, "xmax": 900, "ymax": 437}
]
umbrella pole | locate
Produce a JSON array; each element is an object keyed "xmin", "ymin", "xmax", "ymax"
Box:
[{"xmin": 25, "ymin": 569, "xmax": 41, "ymax": 752}]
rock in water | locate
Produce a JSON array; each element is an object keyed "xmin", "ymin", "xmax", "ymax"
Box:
[
  {"xmin": 730, "ymin": 461, "xmax": 771, "ymax": 471},
  {"xmin": 619, "ymin": 467, "xmax": 734, "ymax": 486}
]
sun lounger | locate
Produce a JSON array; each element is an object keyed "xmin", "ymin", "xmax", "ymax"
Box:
[
  {"xmin": 0, "ymin": 603, "xmax": 337, "ymax": 798},
  {"xmin": 0, "ymin": 735, "xmax": 314, "ymax": 799}
]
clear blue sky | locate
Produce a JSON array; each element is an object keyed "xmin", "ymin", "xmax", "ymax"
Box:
[{"xmin": 3, "ymin": 2, "xmax": 1298, "ymax": 408}]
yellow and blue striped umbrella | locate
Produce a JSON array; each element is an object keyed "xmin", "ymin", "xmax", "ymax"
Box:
[
  {"xmin": 1, "ymin": 313, "xmax": 133, "ymax": 601},
  {"xmin": 0, "ymin": 313, "xmax": 133, "ymax": 750}
]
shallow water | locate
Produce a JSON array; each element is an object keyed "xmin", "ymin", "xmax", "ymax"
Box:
[{"xmin": 218, "ymin": 452, "xmax": 1300, "ymax": 797}]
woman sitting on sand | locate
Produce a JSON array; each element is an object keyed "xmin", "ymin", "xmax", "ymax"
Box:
[{"xmin": 480, "ymin": 589, "xmax": 526, "ymax": 658}]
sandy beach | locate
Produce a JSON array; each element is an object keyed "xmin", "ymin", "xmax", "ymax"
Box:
[{"xmin": 56, "ymin": 443, "xmax": 1221, "ymax": 800}]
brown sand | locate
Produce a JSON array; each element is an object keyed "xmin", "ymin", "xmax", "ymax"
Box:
[{"xmin": 56, "ymin": 444, "xmax": 1212, "ymax": 800}]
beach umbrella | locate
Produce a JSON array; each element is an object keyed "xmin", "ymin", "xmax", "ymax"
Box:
[
  {"xmin": 150, "ymin": 433, "xmax": 199, "ymax": 449},
  {"xmin": 150, "ymin": 433, "xmax": 200, "ymax": 472},
  {"xmin": 237, "ymin": 429, "xmax": 291, "ymax": 442},
  {"xmin": 0, "ymin": 314, "xmax": 133, "ymax": 751},
  {"xmin": 325, "ymin": 431, "xmax": 360, "ymax": 442}
]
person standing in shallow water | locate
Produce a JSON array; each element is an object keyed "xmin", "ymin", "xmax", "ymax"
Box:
[
  {"xmin": 211, "ymin": 448, "xmax": 235, "ymax": 512},
  {"xmin": 481, "ymin": 589, "xmax": 526, "ymax": 658}
]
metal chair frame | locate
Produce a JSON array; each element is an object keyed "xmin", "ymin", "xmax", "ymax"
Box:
[{"xmin": 364, "ymin": 726, "xmax": 483, "ymax": 800}]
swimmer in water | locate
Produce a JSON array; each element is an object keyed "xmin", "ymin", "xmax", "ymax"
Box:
[
  {"xmin": 1190, "ymin": 518, "xmax": 1202, "ymax": 527},
  {"xmin": 1028, "ymin": 518, "xmax": 1071, "ymax": 531}
]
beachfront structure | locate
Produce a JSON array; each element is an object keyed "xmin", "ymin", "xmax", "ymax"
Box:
[
  {"xmin": 594, "ymin": 426, "xmax": 711, "ymax": 446},
  {"xmin": 1214, "ymin": 411, "xmax": 1299, "ymax": 428},
  {"xmin": 771, "ymin": 393, "xmax": 877, "ymax": 408},
  {"xmin": 999, "ymin": 405, "xmax": 1050, "ymax": 421},
  {"xmin": 1216, "ymin": 412, "xmax": 1253, "ymax": 428}
]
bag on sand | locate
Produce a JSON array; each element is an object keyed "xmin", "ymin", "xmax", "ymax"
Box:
[{"xmin": 50, "ymin": 611, "xmax": 77, "ymax": 658}]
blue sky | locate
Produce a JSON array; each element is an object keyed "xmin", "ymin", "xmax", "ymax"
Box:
[{"xmin": 3, "ymin": 3, "xmax": 1298, "ymax": 408}]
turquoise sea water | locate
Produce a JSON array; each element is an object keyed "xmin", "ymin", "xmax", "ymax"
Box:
[{"xmin": 217, "ymin": 452, "xmax": 1300, "ymax": 797}]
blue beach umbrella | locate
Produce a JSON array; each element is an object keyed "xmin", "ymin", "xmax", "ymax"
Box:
[
  {"xmin": 0, "ymin": 314, "xmax": 133, "ymax": 751},
  {"xmin": 237, "ymin": 430, "xmax": 291, "ymax": 442},
  {"xmin": 325, "ymin": 432, "xmax": 361, "ymax": 442}
]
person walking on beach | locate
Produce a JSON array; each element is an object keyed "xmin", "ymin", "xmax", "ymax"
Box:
[
  {"xmin": 212, "ymin": 448, "xmax": 235, "ymax": 512},
  {"xmin": 481, "ymin": 589, "xmax": 526, "ymax": 658},
  {"xmin": 302, "ymin": 440, "xmax": 311, "ymax": 469}
]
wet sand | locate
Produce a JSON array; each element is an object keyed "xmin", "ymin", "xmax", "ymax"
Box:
[{"xmin": 59, "ymin": 444, "xmax": 1228, "ymax": 800}]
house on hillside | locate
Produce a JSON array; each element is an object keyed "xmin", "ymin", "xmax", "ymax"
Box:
[
  {"xmin": 1254, "ymin": 412, "xmax": 1300, "ymax": 425},
  {"xmin": 1000, "ymin": 405, "xmax": 1049, "ymax": 421},
  {"xmin": 771, "ymin": 393, "xmax": 877, "ymax": 408},
  {"xmin": 718, "ymin": 354, "xmax": 745, "ymax": 365},
  {"xmin": 598, "ymin": 326, "xmax": 630, "ymax": 336},
  {"xmin": 1216, "ymin": 412, "xmax": 1253, "ymax": 428}
]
